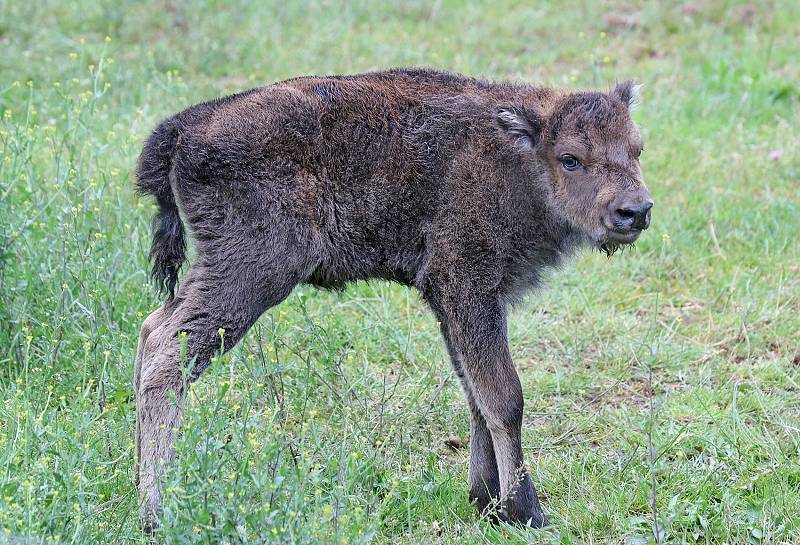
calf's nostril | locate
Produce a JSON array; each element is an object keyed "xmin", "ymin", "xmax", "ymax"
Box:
[{"xmin": 616, "ymin": 208, "xmax": 636, "ymax": 219}]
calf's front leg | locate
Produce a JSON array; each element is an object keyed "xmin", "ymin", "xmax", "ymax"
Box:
[
  {"xmin": 440, "ymin": 325, "xmax": 501, "ymax": 515},
  {"xmin": 436, "ymin": 297, "xmax": 548, "ymax": 527}
]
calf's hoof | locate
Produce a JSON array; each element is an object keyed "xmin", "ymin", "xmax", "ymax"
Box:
[
  {"xmin": 141, "ymin": 513, "xmax": 159, "ymax": 536},
  {"xmin": 502, "ymin": 502, "xmax": 549, "ymax": 528},
  {"xmin": 471, "ymin": 495, "xmax": 501, "ymax": 524},
  {"xmin": 469, "ymin": 479, "xmax": 501, "ymax": 522},
  {"xmin": 471, "ymin": 491, "xmax": 549, "ymax": 528},
  {"xmin": 139, "ymin": 487, "xmax": 161, "ymax": 535},
  {"xmin": 502, "ymin": 476, "xmax": 549, "ymax": 528}
]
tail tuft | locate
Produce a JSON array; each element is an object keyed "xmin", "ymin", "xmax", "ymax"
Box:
[
  {"xmin": 136, "ymin": 117, "xmax": 186, "ymax": 300},
  {"xmin": 149, "ymin": 194, "xmax": 185, "ymax": 299}
]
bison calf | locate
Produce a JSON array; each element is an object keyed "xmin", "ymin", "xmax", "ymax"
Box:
[{"xmin": 134, "ymin": 68, "xmax": 652, "ymax": 529}]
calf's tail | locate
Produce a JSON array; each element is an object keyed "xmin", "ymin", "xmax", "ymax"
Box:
[{"xmin": 135, "ymin": 116, "xmax": 186, "ymax": 301}]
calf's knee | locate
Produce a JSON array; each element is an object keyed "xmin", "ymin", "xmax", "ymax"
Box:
[{"xmin": 482, "ymin": 388, "xmax": 524, "ymax": 434}]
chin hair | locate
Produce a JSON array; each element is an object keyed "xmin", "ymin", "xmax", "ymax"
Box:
[
  {"xmin": 598, "ymin": 241, "xmax": 620, "ymax": 257},
  {"xmin": 597, "ymin": 240, "xmax": 637, "ymax": 257}
]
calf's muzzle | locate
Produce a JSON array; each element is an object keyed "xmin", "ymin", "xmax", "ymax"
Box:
[{"xmin": 608, "ymin": 191, "xmax": 653, "ymax": 233}]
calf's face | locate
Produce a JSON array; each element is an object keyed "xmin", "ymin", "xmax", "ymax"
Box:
[
  {"xmin": 547, "ymin": 81, "xmax": 653, "ymax": 253},
  {"xmin": 499, "ymin": 80, "xmax": 653, "ymax": 254},
  {"xmin": 545, "ymin": 81, "xmax": 653, "ymax": 253}
]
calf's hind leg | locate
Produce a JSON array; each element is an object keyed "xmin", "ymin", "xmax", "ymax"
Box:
[
  {"xmin": 134, "ymin": 303, "xmax": 178, "ymax": 484},
  {"xmin": 136, "ymin": 254, "xmax": 308, "ymax": 530}
]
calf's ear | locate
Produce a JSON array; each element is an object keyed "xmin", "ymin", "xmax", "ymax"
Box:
[
  {"xmin": 496, "ymin": 106, "xmax": 543, "ymax": 149},
  {"xmin": 612, "ymin": 79, "xmax": 641, "ymax": 111}
]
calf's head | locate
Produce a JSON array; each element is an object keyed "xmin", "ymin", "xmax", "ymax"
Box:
[{"xmin": 498, "ymin": 80, "xmax": 653, "ymax": 254}]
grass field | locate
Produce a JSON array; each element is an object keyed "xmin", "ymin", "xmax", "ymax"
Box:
[{"xmin": 1, "ymin": 1, "xmax": 799, "ymax": 543}]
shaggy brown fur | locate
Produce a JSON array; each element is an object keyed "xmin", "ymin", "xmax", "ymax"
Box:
[{"xmin": 134, "ymin": 68, "xmax": 652, "ymax": 530}]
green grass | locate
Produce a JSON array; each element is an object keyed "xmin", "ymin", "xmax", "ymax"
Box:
[{"xmin": 1, "ymin": 1, "xmax": 799, "ymax": 543}]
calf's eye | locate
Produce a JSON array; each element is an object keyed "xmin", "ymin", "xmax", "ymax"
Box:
[{"xmin": 559, "ymin": 154, "xmax": 581, "ymax": 171}]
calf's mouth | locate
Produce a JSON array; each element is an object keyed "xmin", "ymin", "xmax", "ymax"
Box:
[{"xmin": 605, "ymin": 227, "xmax": 643, "ymax": 244}]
